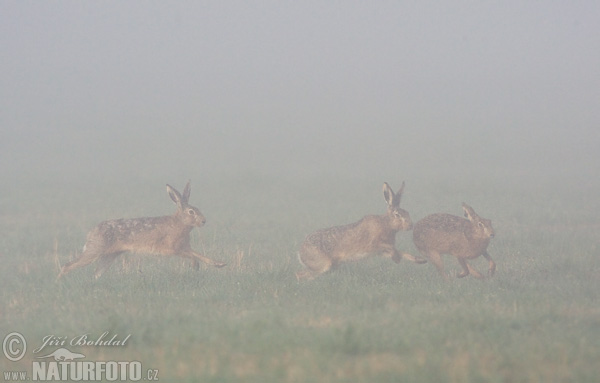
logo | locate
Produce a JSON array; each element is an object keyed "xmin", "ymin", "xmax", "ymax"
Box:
[
  {"xmin": 36, "ymin": 347, "xmax": 85, "ymax": 362},
  {"xmin": 2, "ymin": 332, "xmax": 159, "ymax": 381},
  {"xmin": 3, "ymin": 332, "xmax": 26, "ymax": 362}
]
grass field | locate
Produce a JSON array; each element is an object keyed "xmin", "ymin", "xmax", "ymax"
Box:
[{"xmin": 1, "ymin": 173, "xmax": 599, "ymax": 382}]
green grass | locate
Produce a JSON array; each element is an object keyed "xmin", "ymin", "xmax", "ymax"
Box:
[{"xmin": 1, "ymin": 175, "xmax": 599, "ymax": 382}]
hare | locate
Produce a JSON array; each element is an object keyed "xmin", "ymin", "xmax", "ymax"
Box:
[
  {"xmin": 412, "ymin": 203, "xmax": 495, "ymax": 280},
  {"xmin": 57, "ymin": 181, "xmax": 226, "ymax": 279},
  {"xmin": 296, "ymin": 182, "xmax": 426, "ymax": 281}
]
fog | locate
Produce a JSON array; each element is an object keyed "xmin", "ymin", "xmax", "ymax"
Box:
[
  {"xmin": 2, "ymin": 5, "xmax": 599, "ymax": 379},
  {"xmin": 2, "ymin": 1, "xmax": 599, "ymax": 186}
]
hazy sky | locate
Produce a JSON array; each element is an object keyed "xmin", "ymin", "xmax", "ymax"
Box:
[{"xmin": 2, "ymin": 1, "xmax": 599, "ymax": 183}]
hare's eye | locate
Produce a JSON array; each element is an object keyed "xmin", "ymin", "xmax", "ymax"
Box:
[
  {"xmin": 187, "ymin": 209, "xmax": 195, "ymax": 215},
  {"xmin": 478, "ymin": 222, "xmax": 484, "ymax": 228}
]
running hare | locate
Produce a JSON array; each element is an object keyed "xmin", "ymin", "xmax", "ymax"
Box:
[
  {"xmin": 413, "ymin": 203, "xmax": 495, "ymax": 280},
  {"xmin": 58, "ymin": 181, "xmax": 226, "ymax": 279},
  {"xmin": 296, "ymin": 182, "xmax": 426, "ymax": 281}
]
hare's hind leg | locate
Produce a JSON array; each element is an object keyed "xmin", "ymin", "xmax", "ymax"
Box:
[
  {"xmin": 94, "ymin": 252, "xmax": 123, "ymax": 279},
  {"xmin": 456, "ymin": 258, "xmax": 471, "ymax": 278},
  {"xmin": 295, "ymin": 268, "xmax": 317, "ymax": 281},
  {"xmin": 58, "ymin": 244, "xmax": 106, "ymax": 279},
  {"xmin": 421, "ymin": 250, "xmax": 449, "ymax": 280},
  {"xmin": 180, "ymin": 250, "xmax": 226, "ymax": 269},
  {"xmin": 456, "ymin": 258, "xmax": 484, "ymax": 279},
  {"xmin": 388, "ymin": 248, "xmax": 427, "ymax": 264},
  {"xmin": 296, "ymin": 247, "xmax": 333, "ymax": 281},
  {"xmin": 402, "ymin": 253, "xmax": 428, "ymax": 264}
]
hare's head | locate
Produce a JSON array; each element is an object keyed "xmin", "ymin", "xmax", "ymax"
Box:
[
  {"xmin": 383, "ymin": 182, "xmax": 413, "ymax": 231},
  {"xmin": 167, "ymin": 181, "xmax": 206, "ymax": 227},
  {"xmin": 462, "ymin": 203, "xmax": 494, "ymax": 240}
]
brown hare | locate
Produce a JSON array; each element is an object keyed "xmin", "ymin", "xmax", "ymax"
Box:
[
  {"xmin": 57, "ymin": 181, "xmax": 226, "ymax": 279},
  {"xmin": 296, "ymin": 182, "xmax": 426, "ymax": 281},
  {"xmin": 413, "ymin": 203, "xmax": 495, "ymax": 280}
]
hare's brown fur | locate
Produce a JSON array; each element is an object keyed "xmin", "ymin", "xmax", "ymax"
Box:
[
  {"xmin": 57, "ymin": 181, "xmax": 226, "ymax": 279},
  {"xmin": 413, "ymin": 203, "xmax": 495, "ymax": 280},
  {"xmin": 296, "ymin": 182, "xmax": 426, "ymax": 281}
]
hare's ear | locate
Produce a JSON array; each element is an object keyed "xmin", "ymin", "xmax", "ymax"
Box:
[
  {"xmin": 167, "ymin": 184, "xmax": 183, "ymax": 209},
  {"xmin": 182, "ymin": 180, "xmax": 191, "ymax": 203},
  {"xmin": 383, "ymin": 182, "xmax": 395, "ymax": 206},
  {"xmin": 395, "ymin": 181, "xmax": 405, "ymax": 205},
  {"xmin": 462, "ymin": 203, "xmax": 478, "ymax": 222}
]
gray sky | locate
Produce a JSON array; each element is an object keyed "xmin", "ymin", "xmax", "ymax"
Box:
[{"xmin": 2, "ymin": 1, "xmax": 599, "ymax": 183}]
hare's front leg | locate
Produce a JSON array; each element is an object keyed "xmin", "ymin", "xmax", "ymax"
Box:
[
  {"xmin": 182, "ymin": 250, "xmax": 226, "ymax": 269},
  {"xmin": 482, "ymin": 251, "xmax": 496, "ymax": 277},
  {"xmin": 387, "ymin": 247, "xmax": 427, "ymax": 264}
]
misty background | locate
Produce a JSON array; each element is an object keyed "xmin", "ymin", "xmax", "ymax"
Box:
[
  {"xmin": 2, "ymin": 4, "xmax": 600, "ymax": 380},
  {"xmin": 1, "ymin": 1, "xmax": 599, "ymax": 195}
]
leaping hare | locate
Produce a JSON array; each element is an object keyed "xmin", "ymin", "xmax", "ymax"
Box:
[
  {"xmin": 413, "ymin": 203, "xmax": 495, "ymax": 280},
  {"xmin": 57, "ymin": 181, "xmax": 226, "ymax": 279},
  {"xmin": 296, "ymin": 182, "xmax": 427, "ymax": 281}
]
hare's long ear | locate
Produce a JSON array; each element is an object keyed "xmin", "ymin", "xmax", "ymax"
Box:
[
  {"xmin": 395, "ymin": 181, "xmax": 405, "ymax": 205},
  {"xmin": 462, "ymin": 203, "xmax": 478, "ymax": 222},
  {"xmin": 167, "ymin": 184, "xmax": 183, "ymax": 209},
  {"xmin": 383, "ymin": 182, "xmax": 396, "ymax": 207},
  {"xmin": 182, "ymin": 180, "xmax": 191, "ymax": 204}
]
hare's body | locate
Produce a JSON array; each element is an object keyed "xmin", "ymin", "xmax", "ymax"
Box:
[
  {"xmin": 84, "ymin": 216, "xmax": 197, "ymax": 257},
  {"xmin": 297, "ymin": 182, "xmax": 426, "ymax": 281},
  {"xmin": 413, "ymin": 203, "xmax": 495, "ymax": 280},
  {"xmin": 58, "ymin": 181, "xmax": 226, "ymax": 279}
]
